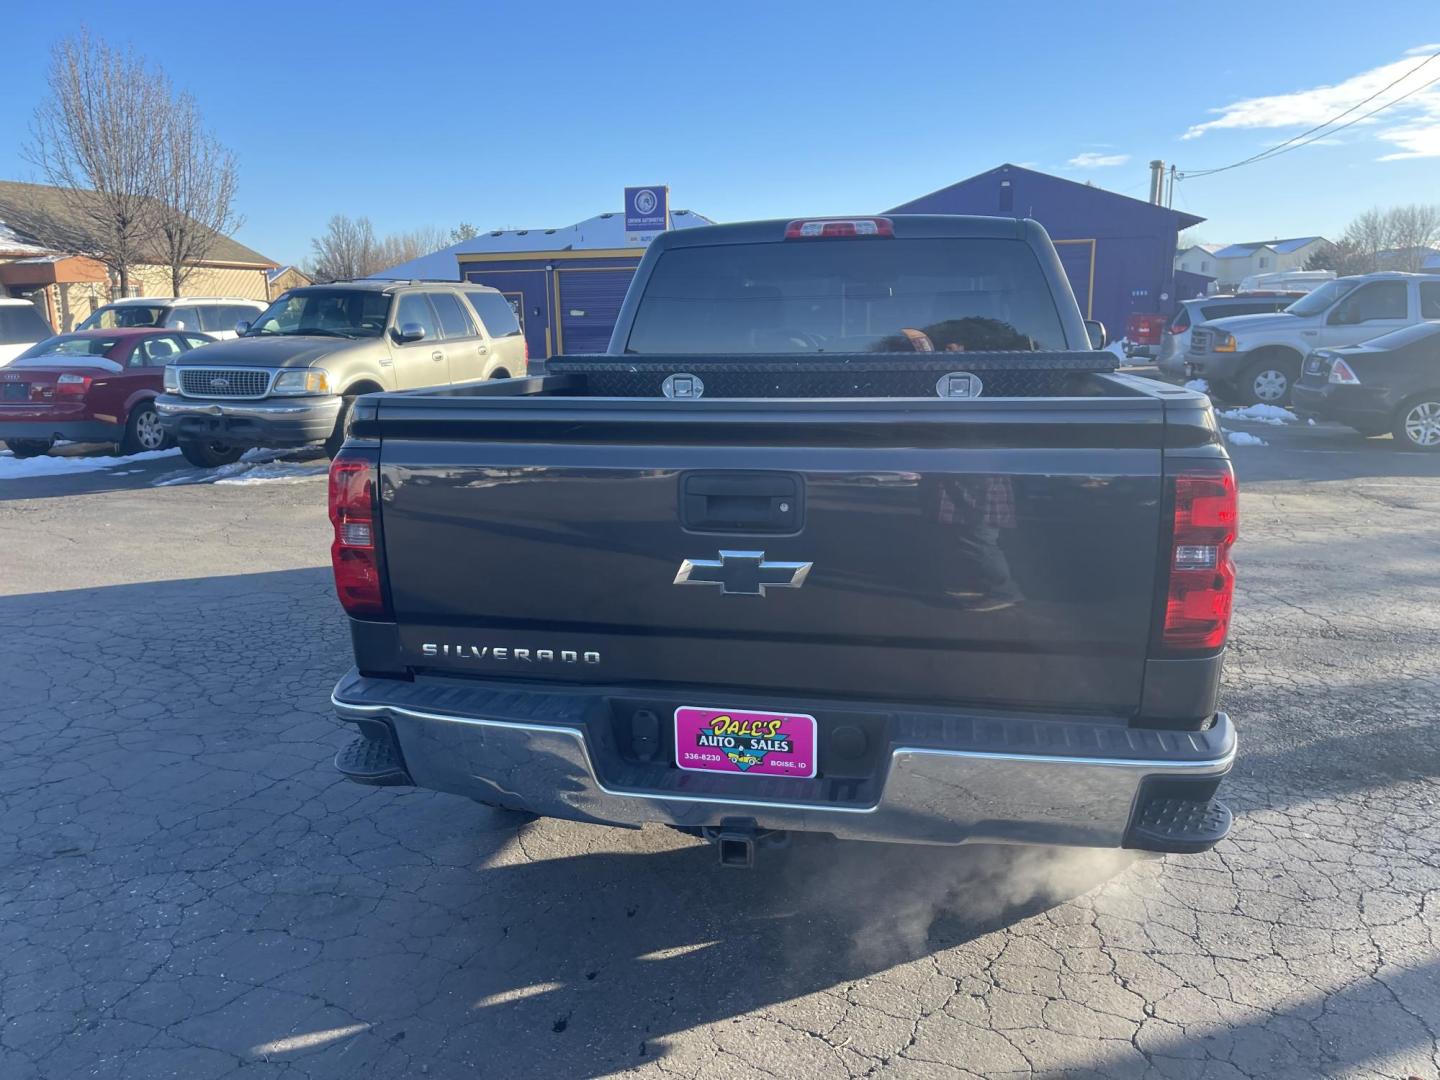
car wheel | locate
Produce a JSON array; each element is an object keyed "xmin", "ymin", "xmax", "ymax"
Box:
[
  {"xmin": 1393, "ymin": 395, "xmax": 1440, "ymax": 451},
  {"xmin": 323, "ymin": 396, "xmax": 355, "ymax": 459},
  {"xmin": 1239, "ymin": 357, "xmax": 1297, "ymax": 406},
  {"xmin": 179, "ymin": 439, "xmax": 244, "ymax": 468},
  {"xmin": 5, "ymin": 438, "xmax": 54, "ymax": 459},
  {"xmin": 120, "ymin": 401, "xmax": 167, "ymax": 455}
]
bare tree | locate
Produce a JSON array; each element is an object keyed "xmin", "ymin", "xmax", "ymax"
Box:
[
  {"xmin": 1312, "ymin": 204, "xmax": 1440, "ymax": 275},
  {"xmin": 1304, "ymin": 239, "xmax": 1373, "ymax": 277},
  {"xmin": 1381, "ymin": 204, "xmax": 1440, "ymax": 271},
  {"xmin": 450, "ymin": 222, "xmax": 479, "ymax": 243},
  {"xmin": 24, "ymin": 28, "xmax": 168, "ymax": 296},
  {"xmin": 374, "ymin": 226, "xmax": 451, "ymax": 271},
  {"xmin": 307, "ymin": 215, "xmax": 379, "ymax": 282},
  {"xmin": 154, "ymin": 91, "xmax": 242, "ymax": 296}
]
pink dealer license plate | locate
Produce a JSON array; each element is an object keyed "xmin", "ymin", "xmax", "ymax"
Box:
[{"xmin": 674, "ymin": 706, "xmax": 817, "ymax": 778}]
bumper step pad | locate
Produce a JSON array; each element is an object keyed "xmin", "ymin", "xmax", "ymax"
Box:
[
  {"xmin": 1127, "ymin": 797, "xmax": 1233, "ymax": 854},
  {"xmin": 335, "ymin": 735, "xmax": 412, "ymax": 787}
]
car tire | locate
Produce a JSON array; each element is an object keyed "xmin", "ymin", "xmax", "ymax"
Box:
[
  {"xmin": 5, "ymin": 438, "xmax": 54, "ymax": 459},
  {"xmin": 1392, "ymin": 394, "xmax": 1440, "ymax": 451},
  {"xmin": 1238, "ymin": 355, "xmax": 1298, "ymax": 406},
  {"xmin": 323, "ymin": 396, "xmax": 355, "ymax": 459},
  {"xmin": 120, "ymin": 401, "xmax": 168, "ymax": 455},
  {"xmin": 179, "ymin": 439, "xmax": 244, "ymax": 468}
]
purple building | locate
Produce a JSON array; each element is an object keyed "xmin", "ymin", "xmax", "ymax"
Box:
[{"xmin": 888, "ymin": 164, "xmax": 1204, "ymax": 341}]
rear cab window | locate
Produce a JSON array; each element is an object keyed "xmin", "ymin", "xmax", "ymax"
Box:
[{"xmin": 625, "ymin": 238, "xmax": 1066, "ymax": 354}]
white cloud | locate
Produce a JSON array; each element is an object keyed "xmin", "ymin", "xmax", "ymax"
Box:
[
  {"xmin": 1182, "ymin": 46, "xmax": 1440, "ymax": 160},
  {"xmin": 1067, "ymin": 152, "xmax": 1130, "ymax": 168}
]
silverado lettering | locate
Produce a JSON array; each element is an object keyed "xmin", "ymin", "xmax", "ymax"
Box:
[{"xmin": 420, "ymin": 644, "xmax": 600, "ymax": 663}]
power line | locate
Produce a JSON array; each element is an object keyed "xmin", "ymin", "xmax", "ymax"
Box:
[{"xmin": 1178, "ymin": 48, "xmax": 1440, "ymax": 180}]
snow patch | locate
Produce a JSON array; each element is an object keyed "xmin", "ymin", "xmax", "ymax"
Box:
[
  {"xmin": 1104, "ymin": 341, "xmax": 1127, "ymax": 362},
  {"xmin": 1219, "ymin": 404, "xmax": 1296, "ymax": 425},
  {"xmin": 1184, "ymin": 378, "xmax": 1210, "ymax": 393},
  {"xmin": 0, "ymin": 447, "xmax": 180, "ymax": 480},
  {"xmin": 153, "ymin": 451, "xmax": 327, "ymax": 487},
  {"xmin": 1224, "ymin": 429, "xmax": 1268, "ymax": 447}
]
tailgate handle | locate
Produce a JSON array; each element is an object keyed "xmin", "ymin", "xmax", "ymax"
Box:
[{"xmin": 681, "ymin": 472, "xmax": 802, "ymax": 533}]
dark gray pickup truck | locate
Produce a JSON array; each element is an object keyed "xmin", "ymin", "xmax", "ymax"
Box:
[{"xmin": 326, "ymin": 215, "xmax": 1239, "ymax": 866}]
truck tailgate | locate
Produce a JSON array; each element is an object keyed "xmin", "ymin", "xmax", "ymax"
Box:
[{"xmin": 374, "ymin": 397, "xmax": 1166, "ymax": 716}]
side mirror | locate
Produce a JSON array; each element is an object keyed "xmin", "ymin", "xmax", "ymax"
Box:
[
  {"xmin": 173, "ymin": 320, "xmax": 187, "ymax": 330},
  {"xmin": 234, "ymin": 320, "xmax": 251, "ymax": 335},
  {"xmin": 1084, "ymin": 319, "xmax": 1108, "ymax": 349},
  {"xmin": 392, "ymin": 322, "xmax": 426, "ymax": 344}
]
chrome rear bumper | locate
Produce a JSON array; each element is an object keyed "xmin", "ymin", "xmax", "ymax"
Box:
[{"xmin": 332, "ymin": 673, "xmax": 1235, "ymax": 849}]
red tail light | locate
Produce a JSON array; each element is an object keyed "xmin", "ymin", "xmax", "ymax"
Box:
[
  {"xmin": 328, "ymin": 452, "xmax": 388, "ymax": 618},
  {"xmin": 1170, "ymin": 309, "xmax": 1191, "ymax": 333},
  {"xmin": 1161, "ymin": 465, "xmax": 1238, "ymax": 653},
  {"xmin": 55, "ymin": 373, "xmax": 93, "ymax": 397},
  {"xmin": 784, "ymin": 217, "xmax": 893, "ymax": 239}
]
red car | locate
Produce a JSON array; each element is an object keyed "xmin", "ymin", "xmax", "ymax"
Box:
[{"xmin": 0, "ymin": 328, "xmax": 214, "ymax": 458}]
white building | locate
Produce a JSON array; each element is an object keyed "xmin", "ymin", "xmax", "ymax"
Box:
[{"xmin": 1175, "ymin": 237, "xmax": 1328, "ymax": 292}]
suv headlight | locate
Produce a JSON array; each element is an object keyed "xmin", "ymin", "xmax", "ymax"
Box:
[
  {"xmin": 1213, "ymin": 331, "xmax": 1236, "ymax": 353},
  {"xmin": 271, "ymin": 369, "xmax": 330, "ymax": 395},
  {"xmin": 163, "ymin": 366, "xmax": 180, "ymax": 393}
]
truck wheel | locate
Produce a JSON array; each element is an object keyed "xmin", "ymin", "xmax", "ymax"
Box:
[
  {"xmin": 1239, "ymin": 355, "xmax": 1297, "ymax": 406},
  {"xmin": 120, "ymin": 401, "xmax": 167, "ymax": 455},
  {"xmin": 1393, "ymin": 395, "xmax": 1440, "ymax": 451},
  {"xmin": 179, "ymin": 439, "xmax": 244, "ymax": 468},
  {"xmin": 323, "ymin": 396, "xmax": 355, "ymax": 459}
]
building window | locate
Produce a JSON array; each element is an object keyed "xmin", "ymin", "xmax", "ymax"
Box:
[
  {"xmin": 1201, "ymin": 260, "xmax": 1210, "ymax": 272},
  {"xmin": 1258, "ymin": 257, "xmax": 1270, "ymax": 269}
]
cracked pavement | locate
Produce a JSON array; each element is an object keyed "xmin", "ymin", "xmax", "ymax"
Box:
[{"xmin": 0, "ymin": 425, "xmax": 1436, "ymax": 1079}]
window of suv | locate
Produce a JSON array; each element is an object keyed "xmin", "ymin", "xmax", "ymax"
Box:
[
  {"xmin": 79, "ymin": 304, "xmax": 167, "ymax": 330},
  {"xmin": 465, "ymin": 291, "xmax": 524, "ymax": 338},
  {"xmin": 197, "ymin": 306, "xmax": 239, "ymax": 333},
  {"xmin": 1200, "ymin": 301, "xmax": 1289, "ymax": 320},
  {"xmin": 247, "ymin": 290, "xmax": 391, "ymax": 338},
  {"xmin": 0, "ymin": 302, "xmax": 53, "ymax": 344},
  {"xmin": 169, "ymin": 306, "xmax": 201, "ymax": 331},
  {"xmin": 428, "ymin": 292, "xmax": 477, "ymax": 339},
  {"xmin": 627, "ymin": 238, "xmax": 1067, "ymax": 354},
  {"xmin": 394, "ymin": 293, "xmax": 441, "ymax": 342}
]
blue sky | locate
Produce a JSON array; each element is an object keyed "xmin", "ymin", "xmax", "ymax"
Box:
[{"xmin": 1, "ymin": 1, "xmax": 1437, "ymax": 266}]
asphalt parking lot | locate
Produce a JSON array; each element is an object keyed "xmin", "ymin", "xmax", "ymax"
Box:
[{"xmin": 1, "ymin": 418, "xmax": 1437, "ymax": 1080}]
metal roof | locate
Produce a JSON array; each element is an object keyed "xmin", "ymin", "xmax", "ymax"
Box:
[
  {"xmin": 1212, "ymin": 236, "xmax": 1325, "ymax": 259},
  {"xmin": 370, "ymin": 209, "xmax": 717, "ymax": 281}
]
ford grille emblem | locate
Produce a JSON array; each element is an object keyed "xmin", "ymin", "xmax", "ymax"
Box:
[{"xmin": 210, "ymin": 376, "xmax": 230, "ymax": 389}]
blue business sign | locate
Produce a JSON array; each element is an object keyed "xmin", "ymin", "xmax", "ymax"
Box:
[{"xmin": 625, "ymin": 186, "xmax": 669, "ymax": 235}]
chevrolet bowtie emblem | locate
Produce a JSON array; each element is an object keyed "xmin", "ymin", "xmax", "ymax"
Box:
[{"xmin": 674, "ymin": 550, "xmax": 812, "ymax": 597}]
